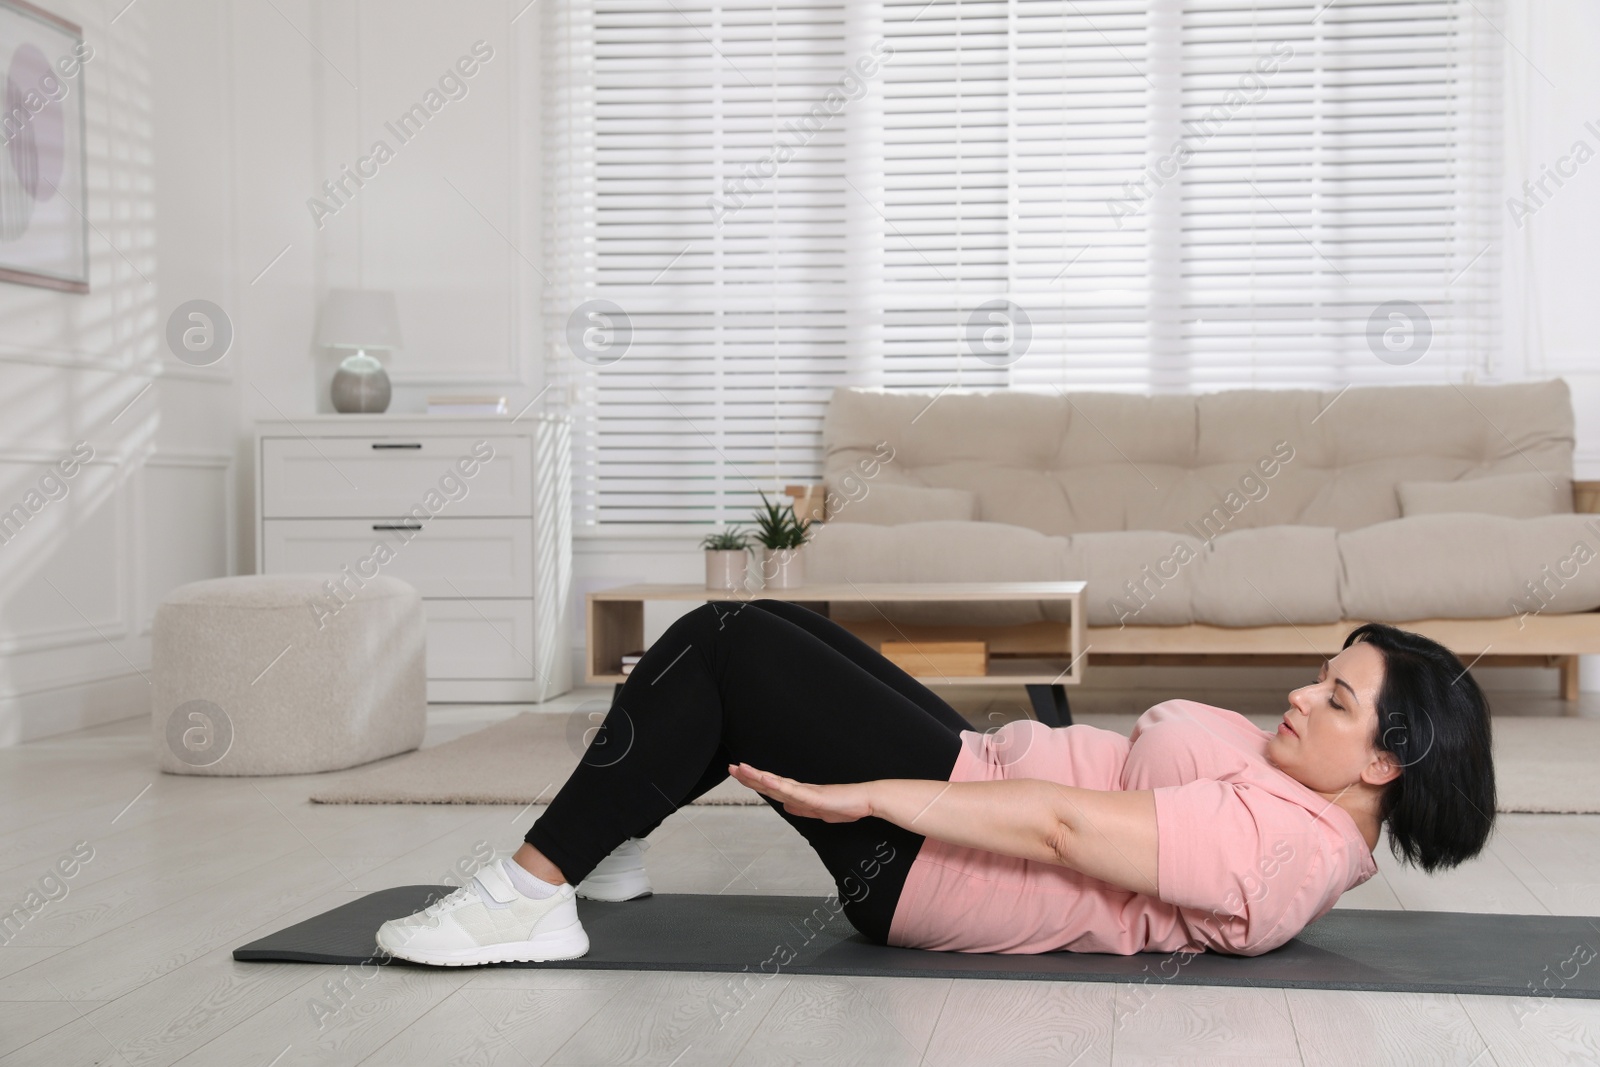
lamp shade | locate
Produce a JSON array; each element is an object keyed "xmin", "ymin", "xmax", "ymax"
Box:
[{"xmin": 316, "ymin": 288, "xmax": 403, "ymax": 351}]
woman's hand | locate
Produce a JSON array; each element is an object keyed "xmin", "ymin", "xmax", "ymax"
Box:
[{"xmin": 727, "ymin": 763, "xmax": 874, "ymax": 823}]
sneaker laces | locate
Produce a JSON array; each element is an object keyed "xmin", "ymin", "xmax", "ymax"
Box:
[{"xmin": 419, "ymin": 884, "xmax": 477, "ymax": 921}]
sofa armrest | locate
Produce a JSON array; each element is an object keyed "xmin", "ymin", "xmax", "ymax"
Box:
[{"xmin": 1575, "ymin": 480, "xmax": 1600, "ymax": 514}]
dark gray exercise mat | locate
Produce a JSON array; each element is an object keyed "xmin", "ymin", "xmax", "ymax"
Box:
[{"xmin": 234, "ymin": 885, "xmax": 1600, "ymax": 999}]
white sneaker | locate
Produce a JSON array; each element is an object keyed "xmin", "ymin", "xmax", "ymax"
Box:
[
  {"xmin": 375, "ymin": 859, "xmax": 589, "ymax": 966},
  {"xmin": 575, "ymin": 837, "xmax": 654, "ymax": 902}
]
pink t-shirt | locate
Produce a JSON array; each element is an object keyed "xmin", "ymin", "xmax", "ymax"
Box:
[{"xmin": 884, "ymin": 699, "xmax": 1378, "ymax": 956}]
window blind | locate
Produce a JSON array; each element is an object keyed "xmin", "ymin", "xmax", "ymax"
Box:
[
  {"xmin": 1169, "ymin": 0, "xmax": 1502, "ymax": 389},
  {"xmin": 879, "ymin": 0, "xmax": 1157, "ymax": 390},
  {"xmin": 545, "ymin": 0, "xmax": 867, "ymax": 525},
  {"xmin": 544, "ymin": 0, "xmax": 1502, "ymax": 526}
]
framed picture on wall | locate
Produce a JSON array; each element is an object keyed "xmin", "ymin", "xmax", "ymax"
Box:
[{"xmin": 0, "ymin": 0, "xmax": 88, "ymax": 293}]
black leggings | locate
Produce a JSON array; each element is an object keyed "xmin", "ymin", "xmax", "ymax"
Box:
[{"xmin": 525, "ymin": 599, "xmax": 973, "ymax": 944}]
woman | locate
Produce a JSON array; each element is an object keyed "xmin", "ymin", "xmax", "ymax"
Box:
[{"xmin": 376, "ymin": 598, "xmax": 1496, "ymax": 965}]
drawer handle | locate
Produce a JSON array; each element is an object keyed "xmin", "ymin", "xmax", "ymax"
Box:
[
  {"xmin": 373, "ymin": 522, "xmax": 424, "ymax": 531},
  {"xmin": 371, "ymin": 442, "xmax": 423, "ymax": 450}
]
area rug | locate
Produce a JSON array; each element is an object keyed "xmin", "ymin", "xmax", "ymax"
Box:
[{"xmin": 308, "ymin": 711, "xmax": 1600, "ymax": 814}]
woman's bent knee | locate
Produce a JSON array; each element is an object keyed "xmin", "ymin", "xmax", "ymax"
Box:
[{"xmin": 663, "ymin": 600, "xmax": 733, "ymax": 638}]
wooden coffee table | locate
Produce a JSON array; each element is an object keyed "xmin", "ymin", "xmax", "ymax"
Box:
[{"xmin": 585, "ymin": 581, "xmax": 1086, "ymax": 726}]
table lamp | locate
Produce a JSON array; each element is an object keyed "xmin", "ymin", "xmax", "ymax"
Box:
[{"xmin": 317, "ymin": 288, "xmax": 403, "ymax": 413}]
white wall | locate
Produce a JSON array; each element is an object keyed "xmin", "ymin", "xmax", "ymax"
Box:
[
  {"xmin": 0, "ymin": 0, "xmax": 237, "ymax": 744},
  {"xmin": 180, "ymin": 0, "xmax": 691, "ymax": 686},
  {"xmin": 1503, "ymin": 0, "xmax": 1600, "ymax": 475},
  {"xmin": 1499, "ymin": 0, "xmax": 1600, "ymax": 692},
  {"xmin": 221, "ymin": 0, "xmax": 549, "ymax": 567}
]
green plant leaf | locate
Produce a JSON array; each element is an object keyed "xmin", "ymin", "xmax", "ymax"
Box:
[
  {"xmin": 699, "ymin": 522, "xmax": 750, "ymax": 550},
  {"xmin": 751, "ymin": 488, "xmax": 812, "ymax": 549}
]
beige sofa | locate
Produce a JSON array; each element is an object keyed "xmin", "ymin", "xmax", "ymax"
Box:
[{"xmin": 803, "ymin": 379, "xmax": 1600, "ymax": 700}]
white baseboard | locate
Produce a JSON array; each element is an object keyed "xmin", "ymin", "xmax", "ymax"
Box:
[{"xmin": 0, "ymin": 671, "xmax": 148, "ymax": 747}]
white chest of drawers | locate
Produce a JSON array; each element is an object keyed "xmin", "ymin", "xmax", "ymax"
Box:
[{"xmin": 254, "ymin": 415, "xmax": 572, "ymax": 703}]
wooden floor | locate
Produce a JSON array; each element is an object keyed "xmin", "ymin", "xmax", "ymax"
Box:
[{"xmin": 3, "ymin": 685, "xmax": 1599, "ymax": 1066}]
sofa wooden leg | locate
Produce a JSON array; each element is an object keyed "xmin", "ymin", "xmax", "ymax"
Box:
[
  {"xmin": 1560, "ymin": 656, "xmax": 1581, "ymax": 703},
  {"xmin": 1026, "ymin": 684, "xmax": 1073, "ymax": 727}
]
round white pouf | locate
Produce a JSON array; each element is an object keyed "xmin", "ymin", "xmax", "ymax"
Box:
[{"xmin": 152, "ymin": 574, "xmax": 426, "ymax": 776}]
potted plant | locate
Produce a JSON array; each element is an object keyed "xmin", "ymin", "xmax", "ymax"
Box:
[
  {"xmin": 750, "ymin": 489, "xmax": 812, "ymax": 589},
  {"xmin": 700, "ymin": 525, "xmax": 751, "ymax": 591}
]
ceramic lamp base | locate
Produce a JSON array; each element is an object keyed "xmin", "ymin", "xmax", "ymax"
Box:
[{"xmin": 331, "ymin": 352, "xmax": 392, "ymax": 413}]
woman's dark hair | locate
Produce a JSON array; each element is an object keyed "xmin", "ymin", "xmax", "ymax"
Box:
[{"xmin": 1342, "ymin": 622, "xmax": 1496, "ymax": 873}]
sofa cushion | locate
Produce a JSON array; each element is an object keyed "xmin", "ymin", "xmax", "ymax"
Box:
[
  {"xmin": 1338, "ymin": 513, "xmax": 1600, "ymax": 621},
  {"xmin": 830, "ymin": 482, "xmax": 978, "ymax": 525},
  {"xmin": 1066, "ymin": 530, "xmax": 1205, "ymax": 627},
  {"xmin": 1397, "ymin": 472, "xmax": 1572, "ymax": 519},
  {"xmin": 1190, "ymin": 526, "xmax": 1343, "ymax": 627},
  {"xmin": 823, "ymin": 380, "xmax": 1575, "ymax": 535},
  {"xmin": 805, "ymin": 513, "xmax": 1600, "ymax": 630}
]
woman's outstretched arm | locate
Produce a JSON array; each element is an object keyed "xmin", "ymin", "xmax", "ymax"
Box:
[
  {"xmin": 729, "ymin": 763, "xmax": 1159, "ymax": 898},
  {"xmin": 870, "ymin": 777, "xmax": 1159, "ymax": 898}
]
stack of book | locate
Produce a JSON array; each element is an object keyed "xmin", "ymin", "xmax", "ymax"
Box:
[
  {"xmin": 619, "ymin": 651, "xmax": 644, "ymax": 676},
  {"xmin": 427, "ymin": 394, "xmax": 509, "ymax": 415}
]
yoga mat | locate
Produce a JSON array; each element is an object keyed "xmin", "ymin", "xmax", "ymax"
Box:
[{"xmin": 235, "ymin": 886, "xmax": 1600, "ymax": 999}]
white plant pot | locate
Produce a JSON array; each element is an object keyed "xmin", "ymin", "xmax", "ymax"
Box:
[
  {"xmin": 759, "ymin": 546, "xmax": 805, "ymax": 589},
  {"xmin": 704, "ymin": 549, "xmax": 749, "ymax": 592}
]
